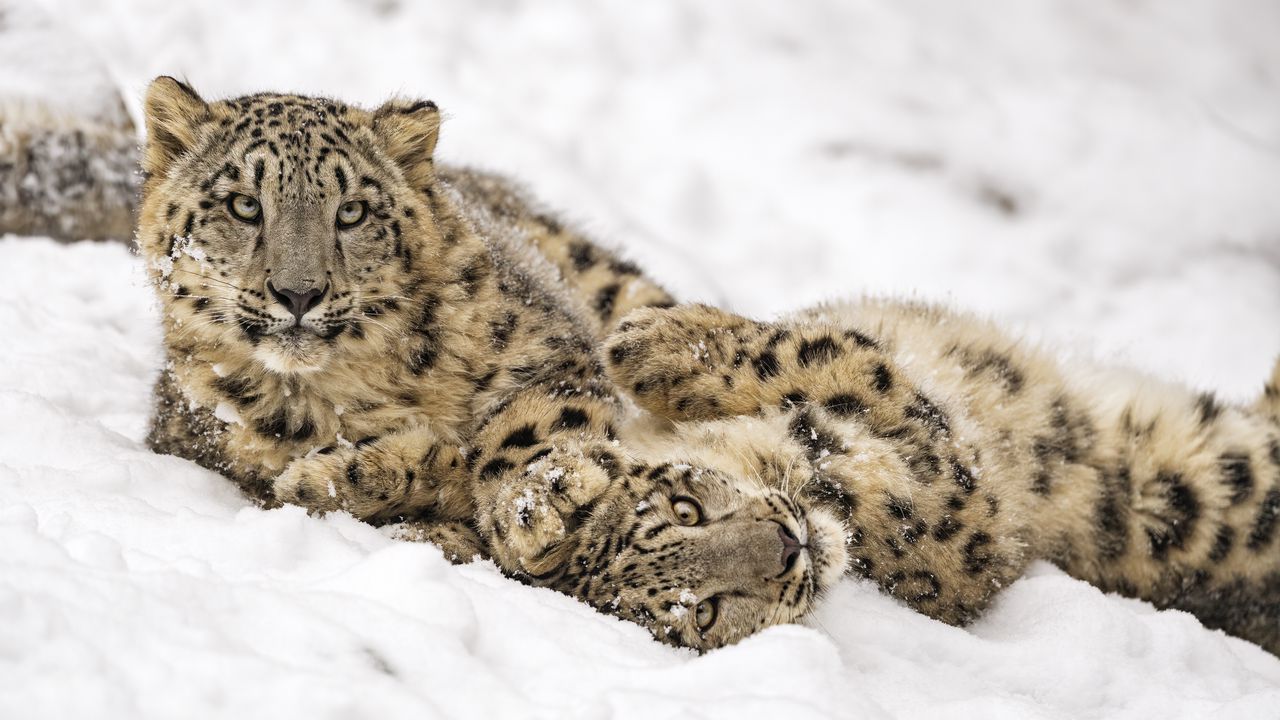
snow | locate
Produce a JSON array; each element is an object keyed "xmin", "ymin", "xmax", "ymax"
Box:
[{"xmin": 3, "ymin": 0, "xmax": 1280, "ymax": 718}]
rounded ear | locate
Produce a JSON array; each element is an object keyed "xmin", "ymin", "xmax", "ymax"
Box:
[
  {"xmin": 371, "ymin": 99, "xmax": 440, "ymax": 188},
  {"xmin": 143, "ymin": 76, "xmax": 209, "ymax": 177}
]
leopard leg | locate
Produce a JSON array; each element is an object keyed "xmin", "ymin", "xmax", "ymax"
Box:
[
  {"xmin": 273, "ymin": 425, "xmax": 471, "ymax": 523},
  {"xmin": 467, "ymin": 383, "xmax": 628, "ymax": 578},
  {"xmin": 604, "ymin": 303, "xmax": 903, "ymax": 425}
]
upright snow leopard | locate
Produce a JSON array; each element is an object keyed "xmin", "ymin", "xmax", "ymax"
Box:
[
  {"xmin": 138, "ymin": 76, "xmax": 1280, "ymax": 657},
  {"xmin": 137, "ymin": 76, "xmax": 673, "ymax": 568}
]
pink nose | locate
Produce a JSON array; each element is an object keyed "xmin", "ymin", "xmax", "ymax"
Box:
[{"xmin": 778, "ymin": 523, "xmax": 804, "ymax": 572}]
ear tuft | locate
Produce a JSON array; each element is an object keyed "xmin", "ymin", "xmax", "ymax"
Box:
[
  {"xmin": 372, "ymin": 98, "xmax": 441, "ymax": 188},
  {"xmin": 143, "ymin": 76, "xmax": 209, "ymax": 176}
]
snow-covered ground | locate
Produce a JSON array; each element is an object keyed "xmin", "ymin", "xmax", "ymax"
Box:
[{"xmin": 3, "ymin": 1, "xmax": 1280, "ymax": 717}]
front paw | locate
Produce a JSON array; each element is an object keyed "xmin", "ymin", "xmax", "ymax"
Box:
[
  {"xmin": 604, "ymin": 304, "xmax": 750, "ymax": 419},
  {"xmin": 274, "ymin": 449, "xmax": 407, "ymax": 520},
  {"xmin": 488, "ymin": 445, "xmax": 613, "ymax": 573},
  {"xmin": 274, "ymin": 453, "xmax": 348, "ymax": 514}
]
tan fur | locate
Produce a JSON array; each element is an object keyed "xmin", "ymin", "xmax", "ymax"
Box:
[
  {"xmin": 578, "ymin": 301, "xmax": 1280, "ymax": 653},
  {"xmin": 137, "ymin": 78, "xmax": 674, "ymax": 585},
  {"xmin": 134, "ymin": 76, "xmax": 1278, "ymax": 655}
]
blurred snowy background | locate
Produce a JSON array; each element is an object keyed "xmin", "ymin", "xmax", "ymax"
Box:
[{"xmin": 2, "ymin": 1, "xmax": 1279, "ymax": 718}]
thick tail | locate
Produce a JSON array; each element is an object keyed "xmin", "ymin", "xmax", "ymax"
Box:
[{"xmin": 1046, "ymin": 358, "xmax": 1280, "ymax": 656}]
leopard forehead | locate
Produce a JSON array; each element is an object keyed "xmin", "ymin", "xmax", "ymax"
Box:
[{"xmin": 154, "ymin": 92, "xmax": 407, "ymax": 213}]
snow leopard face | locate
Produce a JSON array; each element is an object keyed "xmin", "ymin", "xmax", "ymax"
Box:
[
  {"xmin": 136, "ymin": 77, "xmax": 446, "ymax": 375},
  {"xmin": 553, "ymin": 448, "xmax": 849, "ymax": 651}
]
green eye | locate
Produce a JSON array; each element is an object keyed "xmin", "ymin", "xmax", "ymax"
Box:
[
  {"xmin": 671, "ymin": 497, "xmax": 702, "ymax": 526},
  {"xmin": 336, "ymin": 200, "xmax": 367, "ymax": 228},
  {"xmin": 227, "ymin": 193, "xmax": 261, "ymax": 223},
  {"xmin": 694, "ymin": 598, "xmax": 718, "ymax": 631}
]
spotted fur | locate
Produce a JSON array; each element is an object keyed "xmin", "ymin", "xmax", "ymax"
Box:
[
  {"xmin": 535, "ymin": 301, "xmax": 1280, "ymax": 654},
  {"xmin": 137, "ymin": 77, "xmax": 673, "ymax": 576}
]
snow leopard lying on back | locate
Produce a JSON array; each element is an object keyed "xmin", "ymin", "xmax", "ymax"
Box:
[{"xmin": 531, "ymin": 300, "xmax": 1280, "ymax": 654}]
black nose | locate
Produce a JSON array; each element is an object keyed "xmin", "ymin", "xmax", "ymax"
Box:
[
  {"xmin": 267, "ymin": 281, "xmax": 327, "ymax": 321},
  {"xmin": 778, "ymin": 523, "xmax": 804, "ymax": 574}
]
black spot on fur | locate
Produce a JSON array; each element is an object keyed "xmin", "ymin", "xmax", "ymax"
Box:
[
  {"xmin": 1145, "ymin": 472, "xmax": 1199, "ymax": 560},
  {"xmin": 905, "ymin": 394, "xmax": 950, "ymax": 437},
  {"xmin": 1208, "ymin": 525, "xmax": 1235, "ymax": 562},
  {"xmin": 933, "ymin": 516, "xmax": 963, "ymax": 542},
  {"xmin": 901, "ymin": 520, "xmax": 927, "ymax": 545},
  {"xmin": 254, "ymin": 409, "xmax": 289, "ymax": 439},
  {"xmin": 479, "ymin": 458, "xmax": 516, "ymax": 481},
  {"xmin": 962, "ymin": 531, "xmax": 994, "ymax": 575},
  {"xmin": 951, "ymin": 459, "xmax": 976, "ymax": 494},
  {"xmin": 1196, "ymin": 392, "xmax": 1223, "ymax": 425},
  {"xmin": 459, "ymin": 255, "xmax": 490, "ymax": 297},
  {"xmin": 806, "ymin": 478, "xmax": 857, "ymax": 517},
  {"xmin": 906, "ymin": 571, "xmax": 941, "ymax": 603},
  {"xmin": 753, "ymin": 350, "xmax": 781, "ymax": 380},
  {"xmin": 953, "ymin": 346, "xmax": 1024, "ymax": 395},
  {"xmin": 1247, "ymin": 488, "xmax": 1280, "ymax": 551},
  {"xmin": 212, "ymin": 374, "xmax": 260, "ymax": 407},
  {"xmin": 500, "ymin": 424, "xmax": 540, "ymax": 450},
  {"xmin": 782, "ymin": 390, "xmax": 809, "ymax": 407},
  {"xmin": 1220, "ymin": 453, "xmax": 1255, "ymax": 505},
  {"xmin": 789, "ymin": 409, "xmax": 843, "ymax": 457},
  {"xmin": 1095, "ymin": 466, "xmax": 1131, "ymax": 562},
  {"xmin": 568, "ymin": 241, "xmax": 596, "ymax": 271},
  {"xmin": 608, "ymin": 259, "xmax": 642, "ymax": 276},
  {"xmin": 823, "ymin": 393, "xmax": 866, "ymax": 418},
  {"xmin": 555, "ymin": 407, "xmax": 591, "ymax": 430},
  {"xmin": 595, "ymin": 283, "xmax": 621, "ymax": 319},
  {"xmin": 797, "ymin": 336, "xmax": 841, "ymax": 367},
  {"xmin": 872, "ymin": 363, "xmax": 893, "ymax": 393},
  {"xmin": 886, "ymin": 495, "xmax": 913, "ymax": 520},
  {"xmin": 490, "ymin": 311, "xmax": 519, "ymax": 351}
]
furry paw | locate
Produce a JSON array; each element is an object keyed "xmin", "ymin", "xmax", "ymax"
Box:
[
  {"xmin": 274, "ymin": 447, "xmax": 409, "ymax": 520},
  {"xmin": 604, "ymin": 304, "xmax": 753, "ymax": 419},
  {"xmin": 485, "ymin": 444, "xmax": 614, "ymax": 573}
]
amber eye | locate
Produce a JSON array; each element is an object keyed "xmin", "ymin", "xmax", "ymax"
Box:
[
  {"xmin": 336, "ymin": 200, "xmax": 367, "ymax": 228},
  {"xmin": 694, "ymin": 598, "xmax": 718, "ymax": 631},
  {"xmin": 227, "ymin": 193, "xmax": 261, "ymax": 223},
  {"xmin": 671, "ymin": 496, "xmax": 703, "ymax": 526}
]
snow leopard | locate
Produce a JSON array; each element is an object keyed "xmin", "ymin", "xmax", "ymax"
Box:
[
  {"xmin": 518, "ymin": 300, "xmax": 1279, "ymax": 655},
  {"xmin": 137, "ymin": 76, "xmax": 674, "ymax": 569},
  {"xmin": 136, "ymin": 76, "xmax": 1279, "ymax": 657}
]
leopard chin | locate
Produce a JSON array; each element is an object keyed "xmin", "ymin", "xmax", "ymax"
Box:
[
  {"xmin": 804, "ymin": 505, "xmax": 851, "ymax": 599},
  {"xmin": 253, "ymin": 330, "xmax": 330, "ymax": 374}
]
